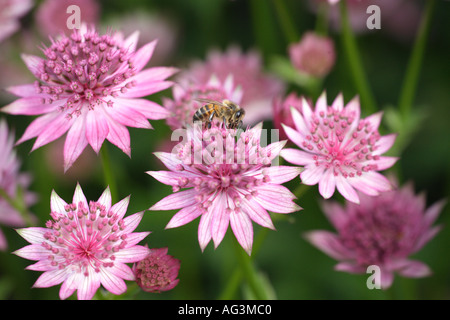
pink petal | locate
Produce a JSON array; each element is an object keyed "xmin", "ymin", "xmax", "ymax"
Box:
[
  {"xmin": 16, "ymin": 227, "xmax": 47, "ymax": 244},
  {"xmin": 343, "ymin": 96, "xmax": 360, "ymax": 121},
  {"xmin": 21, "ymin": 54, "xmax": 43, "ymax": 78},
  {"xmin": 113, "ymin": 98, "xmax": 170, "ymax": 120},
  {"xmin": 414, "ymin": 225, "xmax": 442, "ymax": 253},
  {"xmin": 97, "ymin": 187, "xmax": 112, "ymax": 210},
  {"xmin": 229, "ymin": 208, "xmax": 253, "ymax": 255},
  {"xmin": 16, "ymin": 112, "xmax": 61, "ymax": 145},
  {"xmin": 335, "ymin": 175, "xmax": 360, "ymax": 204},
  {"xmin": 334, "ymin": 262, "xmax": 365, "ymax": 273},
  {"xmin": 0, "ymin": 231, "xmax": 6, "ymax": 251},
  {"xmin": 282, "ymin": 124, "xmax": 305, "ymax": 149},
  {"xmin": 105, "ymin": 115, "xmax": 131, "ymax": 157},
  {"xmin": 114, "ymin": 245, "xmax": 151, "ymax": 263},
  {"xmin": 290, "ymin": 106, "xmax": 310, "ymax": 134},
  {"xmin": 364, "ymin": 111, "xmax": 383, "ymax": 131},
  {"xmin": 261, "ymin": 166, "xmax": 302, "ymax": 184},
  {"xmin": 198, "ymin": 208, "xmax": 213, "ymax": 251},
  {"xmin": 359, "ymin": 171, "xmax": 392, "ymax": 193},
  {"xmin": 59, "ymin": 274, "xmax": 78, "ymax": 300},
  {"xmin": 131, "ymin": 40, "xmax": 157, "ymax": 72},
  {"xmin": 99, "ymin": 269, "xmax": 127, "ymax": 295},
  {"xmin": 6, "ymin": 84, "xmax": 39, "ymax": 98},
  {"xmin": 106, "ymin": 99, "xmax": 152, "ymax": 129},
  {"xmin": 1, "ymin": 97, "xmax": 59, "ymax": 115},
  {"xmin": 120, "ymin": 211, "xmax": 143, "ymax": 234},
  {"xmin": 240, "ymin": 196, "xmax": 274, "ymax": 229},
  {"xmin": 33, "ymin": 269, "xmax": 67, "ymax": 288},
  {"xmin": 253, "ymin": 184, "xmax": 301, "ymax": 213},
  {"xmin": 153, "ymin": 152, "xmax": 181, "ymax": 171},
  {"xmin": 50, "ymin": 190, "xmax": 68, "ymax": 214},
  {"xmin": 64, "ymin": 113, "xmax": 88, "ymax": 172},
  {"xmin": 380, "ymin": 269, "xmax": 394, "ymax": 289},
  {"xmin": 331, "ymin": 93, "xmax": 344, "ymax": 112},
  {"xmin": 280, "ymin": 148, "xmax": 315, "ymax": 166},
  {"xmin": 123, "ymin": 30, "xmax": 140, "ymax": 53},
  {"xmin": 318, "ymin": 169, "xmax": 336, "ymax": 199},
  {"xmin": 13, "ymin": 244, "xmax": 49, "ymax": 260},
  {"xmin": 315, "ymin": 91, "xmax": 328, "ymax": 114},
  {"xmin": 391, "ymin": 259, "xmax": 431, "ymax": 278},
  {"xmin": 211, "ymin": 192, "xmax": 229, "ymax": 248},
  {"xmin": 31, "ymin": 113, "xmax": 73, "ymax": 151},
  {"xmin": 109, "ymin": 262, "xmax": 135, "ymax": 281},
  {"xmin": 123, "ymin": 232, "xmax": 150, "ymax": 247},
  {"xmin": 73, "ymin": 183, "xmax": 88, "ymax": 211},
  {"xmin": 320, "ymin": 201, "xmax": 349, "ymax": 230},
  {"xmin": 146, "ymin": 171, "xmax": 185, "ymax": 186},
  {"xmin": 374, "ymin": 156, "xmax": 398, "ymax": 171},
  {"xmin": 373, "ymin": 133, "xmax": 397, "ymax": 155},
  {"xmin": 150, "ymin": 189, "xmax": 198, "ymax": 211},
  {"xmin": 301, "ymin": 97, "xmax": 313, "ymax": 120},
  {"xmin": 166, "ymin": 205, "xmax": 202, "ymax": 229},
  {"xmin": 304, "ymin": 230, "xmax": 353, "ymax": 260},
  {"xmin": 86, "ymin": 107, "xmax": 110, "ymax": 154},
  {"xmin": 424, "ymin": 199, "xmax": 446, "ymax": 226},
  {"xmin": 77, "ymin": 272, "xmax": 101, "ymax": 300},
  {"xmin": 300, "ymin": 165, "xmax": 325, "ymax": 185}
]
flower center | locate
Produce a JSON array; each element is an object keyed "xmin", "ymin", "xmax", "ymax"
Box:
[
  {"xmin": 41, "ymin": 200, "xmax": 127, "ymax": 277},
  {"xmin": 305, "ymin": 108, "xmax": 381, "ymax": 178},
  {"xmin": 34, "ymin": 30, "xmax": 137, "ymax": 119}
]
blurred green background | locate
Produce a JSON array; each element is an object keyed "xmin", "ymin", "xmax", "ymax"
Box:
[{"xmin": 0, "ymin": 0, "xmax": 449, "ymax": 300}]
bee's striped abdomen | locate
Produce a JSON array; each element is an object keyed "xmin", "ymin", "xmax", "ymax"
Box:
[{"xmin": 193, "ymin": 104, "xmax": 212, "ymax": 122}]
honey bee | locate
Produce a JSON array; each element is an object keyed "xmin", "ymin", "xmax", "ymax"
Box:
[{"xmin": 192, "ymin": 98, "xmax": 245, "ymax": 129}]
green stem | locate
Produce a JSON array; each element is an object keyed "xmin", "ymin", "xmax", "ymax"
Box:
[
  {"xmin": 315, "ymin": 2, "xmax": 329, "ymax": 37},
  {"xmin": 271, "ymin": 0, "xmax": 299, "ymax": 43},
  {"xmin": 232, "ymin": 237, "xmax": 269, "ymax": 300},
  {"xmin": 100, "ymin": 145, "xmax": 118, "ymax": 203},
  {"xmin": 339, "ymin": 0, "xmax": 377, "ymax": 115},
  {"xmin": 219, "ymin": 228, "xmax": 269, "ymax": 300},
  {"xmin": 398, "ymin": 0, "xmax": 435, "ymax": 118}
]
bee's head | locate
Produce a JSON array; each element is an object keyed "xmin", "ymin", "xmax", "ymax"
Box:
[{"xmin": 234, "ymin": 108, "xmax": 245, "ymax": 121}]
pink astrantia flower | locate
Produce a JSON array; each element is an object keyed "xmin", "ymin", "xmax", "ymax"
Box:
[
  {"xmin": 280, "ymin": 92, "xmax": 398, "ymax": 204},
  {"xmin": 148, "ymin": 123, "xmax": 301, "ymax": 255},
  {"xmin": 163, "ymin": 74, "xmax": 242, "ymax": 130},
  {"xmin": 133, "ymin": 247, "xmax": 180, "ymax": 293},
  {"xmin": 2, "ymin": 26, "xmax": 177, "ymax": 171},
  {"xmin": 289, "ymin": 32, "xmax": 336, "ymax": 78},
  {"xmin": 14, "ymin": 183, "xmax": 151, "ymax": 300},
  {"xmin": 0, "ymin": 119, "xmax": 37, "ymax": 250},
  {"xmin": 305, "ymin": 183, "xmax": 446, "ymax": 289},
  {"xmin": 0, "ymin": 0, "xmax": 33, "ymax": 43},
  {"xmin": 272, "ymin": 92, "xmax": 305, "ymax": 141},
  {"xmin": 183, "ymin": 46, "xmax": 285, "ymax": 124}
]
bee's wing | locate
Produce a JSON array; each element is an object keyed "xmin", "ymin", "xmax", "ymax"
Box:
[{"xmin": 194, "ymin": 98, "xmax": 227, "ymax": 107}]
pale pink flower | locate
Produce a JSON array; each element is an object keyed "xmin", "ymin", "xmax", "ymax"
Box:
[
  {"xmin": 163, "ymin": 74, "xmax": 242, "ymax": 130},
  {"xmin": 133, "ymin": 247, "xmax": 180, "ymax": 293},
  {"xmin": 0, "ymin": 0, "xmax": 33, "ymax": 43},
  {"xmin": 35, "ymin": 0, "xmax": 100, "ymax": 36},
  {"xmin": 280, "ymin": 92, "xmax": 398, "ymax": 204},
  {"xmin": 0, "ymin": 119, "xmax": 37, "ymax": 250},
  {"xmin": 289, "ymin": 32, "xmax": 336, "ymax": 78},
  {"xmin": 2, "ymin": 26, "xmax": 177, "ymax": 171},
  {"xmin": 183, "ymin": 46, "xmax": 285, "ymax": 124},
  {"xmin": 305, "ymin": 183, "xmax": 446, "ymax": 289},
  {"xmin": 148, "ymin": 123, "xmax": 301, "ymax": 255},
  {"xmin": 272, "ymin": 92, "xmax": 305, "ymax": 141},
  {"xmin": 14, "ymin": 183, "xmax": 151, "ymax": 300}
]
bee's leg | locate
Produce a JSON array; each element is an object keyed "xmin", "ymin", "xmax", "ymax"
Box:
[
  {"xmin": 223, "ymin": 117, "xmax": 227, "ymax": 129},
  {"xmin": 207, "ymin": 111, "xmax": 215, "ymax": 129}
]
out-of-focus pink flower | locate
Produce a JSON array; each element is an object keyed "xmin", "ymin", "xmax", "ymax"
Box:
[
  {"xmin": 14, "ymin": 183, "xmax": 151, "ymax": 300},
  {"xmin": 272, "ymin": 92, "xmax": 304, "ymax": 141},
  {"xmin": 183, "ymin": 46, "xmax": 285, "ymax": 124},
  {"xmin": 163, "ymin": 74, "xmax": 242, "ymax": 130},
  {"xmin": 104, "ymin": 11, "xmax": 178, "ymax": 66},
  {"xmin": 0, "ymin": 119, "xmax": 37, "ymax": 250},
  {"xmin": 2, "ymin": 26, "xmax": 177, "ymax": 172},
  {"xmin": 305, "ymin": 183, "xmax": 446, "ymax": 289},
  {"xmin": 289, "ymin": 32, "xmax": 336, "ymax": 78},
  {"xmin": 148, "ymin": 123, "xmax": 301, "ymax": 255},
  {"xmin": 280, "ymin": 92, "xmax": 398, "ymax": 204},
  {"xmin": 36, "ymin": 0, "xmax": 100, "ymax": 37},
  {"xmin": 133, "ymin": 247, "xmax": 180, "ymax": 293},
  {"xmin": 0, "ymin": 0, "xmax": 33, "ymax": 43}
]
